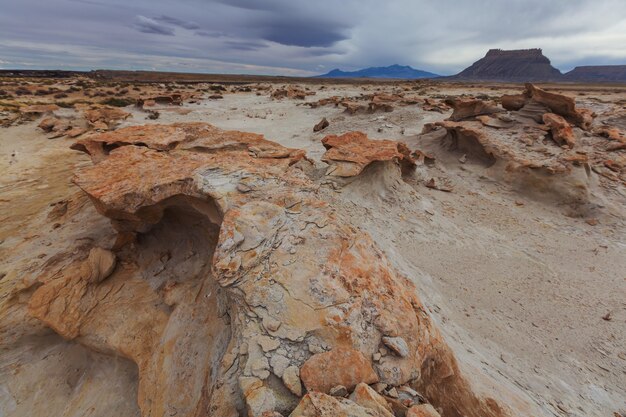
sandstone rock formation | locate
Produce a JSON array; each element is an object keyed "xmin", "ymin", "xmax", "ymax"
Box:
[
  {"xmin": 542, "ymin": 113, "xmax": 575, "ymax": 148},
  {"xmin": 19, "ymin": 122, "xmax": 513, "ymax": 417},
  {"xmin": 418, "ymin": 85, "xmax": 626, "ymax": 206},
  {"xmin": 445, "ymin": 98, "xmax": 504, "ymax": 121},
  {"xmin": 321, "ymin": 132, "xmax": 416, "ymax": 177},
  {"xmin": 19, "ymin": 104, "xmax": 60, "ymax": 118},
  {"xmin": 522, "ymin": 84, "xmax": 594, "ymax": 130},
  {"xmin": 83, "ymin": 105, "xmax": 131, "ymax": 130},
  {"xmin": 271, "ymin": 86, "xmax": 314, "ymax": 100}
]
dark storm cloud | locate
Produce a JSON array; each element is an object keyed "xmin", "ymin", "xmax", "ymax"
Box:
[
  {"xmin": 223, "ymin": 40, "xmax": 268, "ymax": 51},
  {"xmin": 133, "ymin": 15, "xmax": 175, "ymax": 36},
  {"xmin": 153, "ymin": 15, "xmax": 200, "ymax": 30},
  {"xmin": 257, "ymin": 20, "xmax": 348, "ymax": 47},
  {"xmin": 0, "ymin": 0, "xmax": 624, "ymax": 75},
  {"xmin": 194, "ymin": 30, "xmax": 227, "ymax": 38}
]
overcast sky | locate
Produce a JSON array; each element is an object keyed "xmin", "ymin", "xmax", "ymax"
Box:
[{"xmin": 1, "ymin": 0, "xmax": 625, "ymax": 76}]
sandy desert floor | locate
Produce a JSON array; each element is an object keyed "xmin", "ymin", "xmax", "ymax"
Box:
[{"xmin": 0, "ymin": 78, "xmax": 624, "ymax": 417}]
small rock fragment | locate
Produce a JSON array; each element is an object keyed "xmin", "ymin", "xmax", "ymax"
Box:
[
  {"xmin": 282, "ymin": 366, "xmax": 303, "ymax": 397},
  {"xmin": 313, "ymin": 117, "xmax": 329, "ymax": 132},
  {"xmin": 349, "ymin": 383, "xmax": 395, "ymax": 417},
  {"xmin": 263, "ymin": 316, "xmax": 282, "ymax": 332},
  {"xmin": 407, "ymin": 403, "xmax": 442, "ymax": 417},
  {"xmin": 329, "ymin": 385, "xmax": 348, "ymax": 397}
]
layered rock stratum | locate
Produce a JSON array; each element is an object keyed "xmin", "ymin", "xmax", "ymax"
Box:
[{"xmin": 452, "ymin": 49, "xmax": 563, "ymax": 82}]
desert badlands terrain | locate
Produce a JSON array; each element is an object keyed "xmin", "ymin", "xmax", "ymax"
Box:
[{"xmin": 0, "ymin": 74, "xmax": 624, "ymax": 417}]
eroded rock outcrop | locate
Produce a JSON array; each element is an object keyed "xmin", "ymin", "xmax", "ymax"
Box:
[
  {"xmin": 23, "ymin": 122, "xmax": 513, "ymax": 417},
  {"xmin": 423, "ymin": 120, "xmax": 594, "ymax": 203},
  {"xmin": 83, "ymin": 105, "xmax": 131, "ymax": 130},
  {"xmin": 321, "ymin": 132, "xmax": 416, "ymax": 177},
  {"xmin": 502, "ymin": 84, "xmax": 595, "ymax": 130},
  {"xmin": 445, "ymin": 98, "xmax": 504, "ymax": 121},
  {"xmin": 424, "ymin": 86, "xmax": 625, "ymax": 208}
]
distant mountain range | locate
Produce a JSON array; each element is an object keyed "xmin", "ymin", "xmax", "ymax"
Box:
[
  {"xmin": 562, "ymin": 65, "xmax": 626, "ymax": 82},
  {"xmin": 449, "ymin": 48, "xmax": 626, "ymax": 83},
  {"xmin": 317, "ymin": 64, "xmax": 440, "ymax": 79}
]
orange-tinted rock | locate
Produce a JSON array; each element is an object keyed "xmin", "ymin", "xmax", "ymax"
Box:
[
  {"xmin": 313, "ymin": 117, "xmax": 329, "ymax": 132},
  {"xmin": 26, "ymin": 122, "xmax": 517, "ymax": 417},
  {"xmin": 66, "ymin": 127, "xmax": 87, "ymax": 138},
  {"xmin": 299, "ymin": 348, "xmax": 378, "ymax": 394},
  {"xmin": 71, "ymin": 122, "xmax": 306, "ymax": 164},
  {"xmin": 271, "ymin": 86, "xmax": 313, "ymax": 100},
  {"xmin": 445, "ymin": 98, "xmax": 504, "ymax": 121},
  {"xmin": 137, "ymin": 93, "xmax": 188, "ymax": 107},
  {"xmin": 500, "ymin": 94, "xmax": 528, "ymax": 111},
  {"xmin": 341, "ymin": 100, "xmax": 368, "ymax": 114},
  {"xmin": 524, "ymin": 84, "xmax": 594, "ymax": 130},
  {"xmin": 349, "ymin": 383, "xmax": 395, "ymax": 417},
  {"xmin": 422, "ymin": 98, "xmax": 449, "ymax": 113},
  {"xmin": 476, "ymin": 115, "xmax": 515, "ymax": 129},
  {"xmin": 542, "ymin": 113, "xmax": 575, "ymax": 148},
  {"xmin": 290, "ymin": 392, "xmax": 387, "ymax": 417},
  {"xmin": 321, "ymin": 132, "xmax": 415, "ymax": 177},
  {"xmin": 426, "ymin": 119, "xmax": 605, "ymax": 204},
  {"xmin": 83, "ymin": 105, "xmax": 131, "ymax": 130},
  {"xmin": 20, "ymin": 104, "xmax": 60, "ymax": 115},
  {"xmin": 38, "ymin": 116, "xmax": 61, "ymax": 132},
  {"xmin": 407, "ymin": 404, "xmax": 441, "ymax": 417}
]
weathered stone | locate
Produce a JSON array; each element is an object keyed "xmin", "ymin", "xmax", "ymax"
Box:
[
  {"xmin": 524, "ymin": 83, "xmax": 594, "ymax": 130},
  {"xmin": 445, "ymin": 98, "xmax": 504, "ymax": 121},
  {"xmin": 300, "ymin": 348, "xmax": 378, "ymax": 394},
  {"xmin": 314, "ymin": 117, "xmax": 329, "ymax": 132},
  {"xmin": 282, "ymin": 366, "xmax": 303, "ymax": 397},
  {"xmin": 349, "ymin": 383, "xmax": 395, "ymax": 417},
  {"xmin": 382, "ymin": 336, "xmax": 410, "ymax": 357},
  {"xmin": 83, "ymin": 247, "xmax": 116, "ymax": 284},
  {"xmin": 83, "ymin": 105, "xmax": 131, "ymax": 130},
  {"xmin": 321, "ymin": 132, "xmax": 415, "ymax": 177},
  {"xmin": 407, "ymin": 404, "xmax": 441, "ymax": 417},
  {"xmin": 500, "ymin": 94, "xmax": 527, "ymax": 111},
  {"xmin": 329, "ymin": 385, "xmax": 348, "ymax": 397},
  {"xmin": 20, "ymin": 104, "xmax": 60, "ymax": 115},
  {"xmin": 289, "ymin": 392, "xmax": 386, "ymax": 417},
  {"xmin": 542, "ymin": 113, "xmax": 575, "ymax": 148},
  {"xmin": 23, "ymin": 122, "xmax": 515, "ymax": 417}
]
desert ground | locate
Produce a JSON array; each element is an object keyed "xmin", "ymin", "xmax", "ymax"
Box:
[{"xmin": 0, "ymin": 74, "xmax": 624, "ymax": 417}]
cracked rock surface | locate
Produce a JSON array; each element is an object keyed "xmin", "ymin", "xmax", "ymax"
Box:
[{"xmin": 17, "ymin": 122, "xmax": 515, "ymax": 417}]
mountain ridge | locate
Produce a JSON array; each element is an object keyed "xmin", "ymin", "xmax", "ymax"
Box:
[{"xmin": 318, "ymin": 64, "xmax": 440, "ymax": 79}]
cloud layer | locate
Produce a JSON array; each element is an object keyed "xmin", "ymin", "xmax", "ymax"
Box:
[{"xmin": 0, "ymin": 0, "xmax": 625, "ymax": 75}]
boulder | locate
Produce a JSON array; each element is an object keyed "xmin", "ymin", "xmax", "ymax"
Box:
[
  {"xmin": 321, "ymin": 132, "xmax": 415, "ymax": 177},
  {"xmin": 289, "ymin": 392, "xmax": 386, "ymax": 417},
  {"xmin": 349, "ymin": 383, "xmax": 395, "ymax": 417},
  {"xmin": 542, "ymin": 113, "xmax": 576, "ymax": 148},
  {"xmin": 500, "ymin": 94, "xmax": 527, "ymax": 111},
  {"xmin": 407, "ymin": 404, "xmax": 441, "ymax": 417},
  {"xmin": 524, "ymin": 84, "xmax": 594, "ymax": 130},
  {"xmin": 313, "ymin": 117, "xmax": 329, "ymax": 132},
  {"xmin": 20, "ymin": 104, "xmax": 60, "ymax": 116},
  {"xmin": 445, "ymin": 98, "xmax": 504, "ymax": 121},
  {"xmin": 300, "ymin": 348, "xmax": 379, "ymax": 394},
  {"xmin": 83, "ymin": 105, "xmax": 131, "ymax": 130}
]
